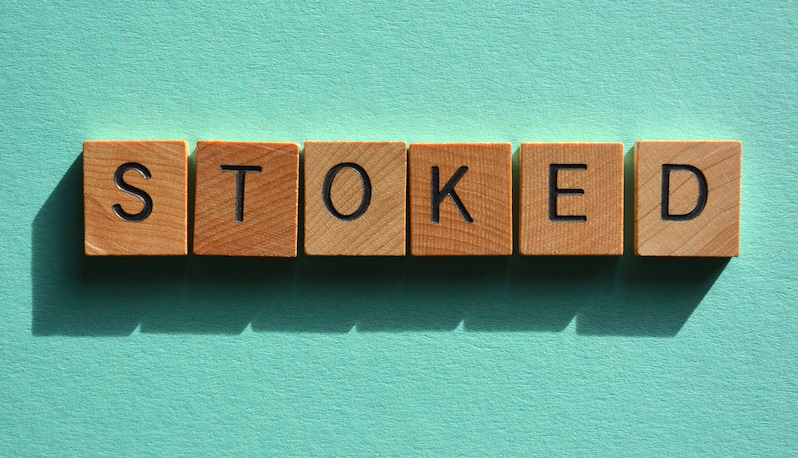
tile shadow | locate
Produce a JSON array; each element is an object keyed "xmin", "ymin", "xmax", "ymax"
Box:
[
  {"xmin": 575, "ymin": 147, "xmax": 728, "ymax": 336},
  {"xmin": 31, "ymin": 153, "xmax": 727, "ymax": 337}
]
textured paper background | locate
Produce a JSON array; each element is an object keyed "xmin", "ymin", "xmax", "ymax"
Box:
[{"xmin": 1, "ymin": 1, "xmax": 796, "ymax": 455}]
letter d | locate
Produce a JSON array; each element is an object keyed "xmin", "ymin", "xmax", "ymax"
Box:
[{"xmin": 661, "ymin": 164, "xmax": 708, "ymax": 221}]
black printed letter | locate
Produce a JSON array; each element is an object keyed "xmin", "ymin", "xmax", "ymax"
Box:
[
  {"xmin": 221, "ymin": 165, "xmax": 262, "ymax": 222},
  {"xmin": 431, "ymin": 166, "xmax": 472, "ymax": 224},
  {"xmin": 661, "ymin": 164, "xmax": 708, "ymax": 221},
  {"xmin": 549, "ymin": 164, "xmax": 587, "ymax": 222},
  {"xmin": 322, "ymin": 163, "xmax": 372, "ymax": 221},
  {"xmin": 113, "ymin": 162, "xmax": 153, "ymax": 222}
]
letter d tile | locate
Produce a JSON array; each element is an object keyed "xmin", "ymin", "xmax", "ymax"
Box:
[{"xmin": 635, "ymin": 141, "xmax": 742, "ymax": 257}]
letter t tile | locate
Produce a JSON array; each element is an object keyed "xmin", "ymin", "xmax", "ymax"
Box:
[{"xmin": 193, "ymin": 141, "xmax": 300, "ymax": 257}]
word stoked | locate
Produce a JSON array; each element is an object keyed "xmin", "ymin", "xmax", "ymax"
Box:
[{"xmin": 83, "ymin": 140, "xmax": 741, "ymax": 258}]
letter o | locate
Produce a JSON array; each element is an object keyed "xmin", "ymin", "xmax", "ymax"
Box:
[{"xmin": 322, "ymin": 162, "xmax": 372, "ymax": 221}]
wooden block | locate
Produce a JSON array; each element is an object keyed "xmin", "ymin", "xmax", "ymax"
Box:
[
  {"xmin": 635, "ymin": 140, "xmax": 741, "ymax": 257},
  {"xmin": 519, "ymin": 142, "xmax": 624, "ymax": 256},
  {"xmin": 409, "ymin": 143, "xmax": 512, "ymax": 256},
  {"xmin": 193, "ymin": 141, "xmax": 299, "ymax": 257},
  {"xmin": 304, "ymin": 142, "xmax": 406, "ymax": 256},
  {"xmin": 83, "ymin": 140, "xmax": 188, "ymax": 255}
]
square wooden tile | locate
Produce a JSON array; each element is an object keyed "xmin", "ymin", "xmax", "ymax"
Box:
[
  {"xmin": 193, "ymin": 141, "xmax": 300, "ymax": 257},
  {"xmin": 304, "ymin": 141, "xmax": 406, "ymax": 256},
  {"xmin": 519, "ymin": 142, "xmax": 624, "ymax": 256},
  {"xmin": 635, "ymin": 141, "xmax": 741, "ymax": 257},
  {"xmin": 83, "ymin": 140, "xmax": 188, "ymax": 256},
  {"xmin": 409, "ymin": 143, "xmax": 512, "ymax": 256}
]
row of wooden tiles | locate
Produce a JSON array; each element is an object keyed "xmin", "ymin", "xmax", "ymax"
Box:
[{"xmin": 83, "ymin": 140, "xmax": 741, "ymax": 258}]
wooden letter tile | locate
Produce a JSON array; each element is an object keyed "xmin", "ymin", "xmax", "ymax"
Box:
[
  {"xmin": 193, "ymin": 141, "xmax": 300, "ymax": 257},
  {"xmin": 409, "ymin": 143, "xmax": 512, "ymax": 256},
  {"xmin": 519, "ymin": 142, "xmax": 624, "ymax": 256},
  {"xmin": 83, "ymin": 140, "xmax": 188, "ymax": 255},
  {"xmin": 304, "ymin": 142, "xmax": 406, "ymax": 256},
  {"xmin": 635, "ymin": 141, "xmax": 741, "ymax": 257}
]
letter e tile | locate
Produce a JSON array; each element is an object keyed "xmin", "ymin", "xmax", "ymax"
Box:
[{"xmin": 520, "ymin": 142, "xmax": 624, "ymax": 256}]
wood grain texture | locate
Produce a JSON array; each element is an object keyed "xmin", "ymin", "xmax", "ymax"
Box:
[
  {"xmin": 635, "ymin": 140, "xmax": 741, "ymax": 257},
  {"xmin": 409, "ymin": 143, "xmax": 512, "ymax": 256},
  {"xmin": 519, "ymin": 142, "xmax": 624, "ymax": 256},
  {"xmin": 83, "ymin": 140, "xmax": 188, "ymax": 256},
  {"xmin": 304, "ymin": 142, "xmax": 406, "ymax": 256},
  {"xmin": 193, "ymin": 141, "xmax": 299, "ymax": 257}
]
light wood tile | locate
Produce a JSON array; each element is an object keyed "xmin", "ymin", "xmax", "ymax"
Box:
[
  {"xmin": 520, "ymin": 142, "xmax": 624, "ymax": 256},
  {"xmin": 304, "ymin": 141, "xmax": 406, "ymax": 256},
  {"xmin": 409, "ymin": 143, "xmax": 512, "ymax": 256},
  {"xmin": 635, "ymin": 140, "xmax": 741, "ymax": 257},
  {"xmin": 83, "ymin": 140, "xmax": 188, "ymax": 256},
  {"xmin": 194, "ymin": 141, "xmax": 299, "ymax": 257}
]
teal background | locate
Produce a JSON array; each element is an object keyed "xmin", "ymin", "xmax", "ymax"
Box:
[{"xmin": 2, "ymin": 1, "xmax": 796, "ymax": 455}]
